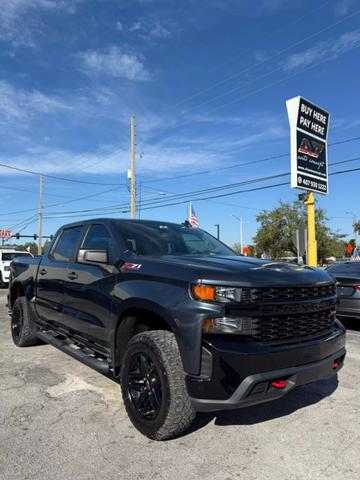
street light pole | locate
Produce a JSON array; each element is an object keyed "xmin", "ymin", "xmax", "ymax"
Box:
[
  {"xmin": 229, "ymin": 214, "xmax": 243, "ymax": 254},
  {"xmin": 138, "ymin": 185, "xmax": 167, "ymax": 219}
]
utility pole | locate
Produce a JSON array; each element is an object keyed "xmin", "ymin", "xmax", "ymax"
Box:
[
  {"xmin": 38, "ymin": 175, "xmax": 43, "ymax": 256},
  {"xmin": 214, "ymin": 224, "xmax": 220, "ymax": 240},
  {"xmin": 130, "ymin": 115, "xmax": 136, "ymax": 219},
  {"xmin": 305, "ymin": 192, "xmax": 317, "ymax": 266}
]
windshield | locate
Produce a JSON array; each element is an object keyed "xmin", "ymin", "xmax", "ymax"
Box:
[
  {"xmin": 116, "ymin": 222, "xmax": 235, "ymax": 257},
  {"xmin": 2, "ymin": 252, "xmax": 31, "ymax": 261},
  {"xmin": 327, "ymin": 262, "xmax": 360, "ymax": 275}
]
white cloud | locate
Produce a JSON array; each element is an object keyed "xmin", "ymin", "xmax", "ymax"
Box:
[
  {"xmin": 148, "ymin": 22, "xmax": 172, "ymax": 40},
  {"xmin": 283, "ymin": 30, "xmax": 360, "ymax": 71},
  {"xmin": 129, "ymin": 21, "xmax": 143, "ymax": 33},
  {"xmin": 129, "ymin": 19, "xmax": 172, "ymax": 41},
  {"xmin": 78, "ymin": 46, "xmax": 150, "ymax": 81},
  {"xmin": 0, "ymin": 0, "xmax": 78, "ymax": 48},
  {"xmin": 334, "ymin": 0, "xmax": 357, "ymax": 16},
  {"xmin": 116, "ymin": 21, "xmax": 123, "ymax": 31},
  {"xmin": 0, "ymin": 142, "xmax": 221, "ymax": 178},
  {"xmin": 0, "ymin": 80, "xmax": 72, "ymax": 126}
]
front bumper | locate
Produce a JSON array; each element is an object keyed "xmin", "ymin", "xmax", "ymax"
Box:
[{"xmin": 187, "ymin": 323, "xmax": 346, "ymax": 412}]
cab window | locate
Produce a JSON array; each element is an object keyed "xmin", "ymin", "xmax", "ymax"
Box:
[{"xmin": 52, "ymin": 226, "xmax": 83, "ymax": 262}]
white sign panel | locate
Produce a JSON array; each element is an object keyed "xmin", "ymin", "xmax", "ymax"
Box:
[{"xmin": 286, "ymin": 96, "xmax": 330, "ymax": 195}]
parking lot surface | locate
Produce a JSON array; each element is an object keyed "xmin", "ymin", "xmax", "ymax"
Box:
[{"xmin": 0, "ymin": 289, "xmax": 359, "ymax": 480}]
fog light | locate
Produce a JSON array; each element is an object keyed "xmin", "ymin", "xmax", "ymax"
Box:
[{"xmin": 202, "ymin": 317, "xmax": 248, "ymax": 334}]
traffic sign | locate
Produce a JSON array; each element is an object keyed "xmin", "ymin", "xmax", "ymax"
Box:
[
  {"xmin": 286, "ymin": 96, "xmax": 330, "ymax": 195},
  {"xmin": 0, "ymin": 229, "xmax": 12, "ymax": 239}
]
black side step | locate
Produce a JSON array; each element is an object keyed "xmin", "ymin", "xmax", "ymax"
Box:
[{"xmin": 36, "ymin": 330, "xmax": 111, "ymax": 375}]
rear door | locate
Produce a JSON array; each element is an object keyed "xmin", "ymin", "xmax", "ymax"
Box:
[
  {"xmin": 35, "ymin": 225, "xmax": 85, "ymax": 327},
  {"xmin": 62, "ymin": 223, "xmax": 118, "ymax": 345}
]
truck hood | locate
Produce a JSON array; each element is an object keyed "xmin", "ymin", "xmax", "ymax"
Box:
[{"xmin": 156, "ymin": 255, "xmax": 333, "ymax": 287}]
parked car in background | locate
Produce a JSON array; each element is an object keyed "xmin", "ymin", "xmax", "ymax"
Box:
[
  {"xmin": 327, "ymin": 261, "xmax": 360, "ymax": 320},
  {"xmin": 0, "ymin": 250, "xmax": 33, "ymax": 287}
]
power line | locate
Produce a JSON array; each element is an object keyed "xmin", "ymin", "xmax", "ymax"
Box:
[
  {"xmin": 181, "ymin": 47, "xmax": 360, "ymax": 129},
  {"xmin": 0, "ymin": 161, "xmax": 124, "ymax": 186},
  {"xmin": 174, "ymin": 0, "xmax": 353, "ymax": 108},
  {"xmin": 41, "ymin": 154, "xmax": 360, "ymax": 217},
  {"xmin": 144, "ymin": 136, "xmax": 360, "ymax": 184},
  {"xmin": 7, "ymin": 149, "xmax": 360, "ymax": 224},
  {"xmin": 40, "ymin": 172, "xmax": 290, "ymax": 218},
  {"xmin": 136, "ymin": 156, "xmax": 360, "ymax": 210},
  {"xmin": 40, "ymin": 163, "xmax": 360, "ymax": 220},
  {"xmin": 184, "ymin": 11, "xmax": 360, "ymax": 114},
  {"xmin": 128, "ymin": 165, "xmax": 360, "ymax": 214},
  {"xmin": 0, "ymin": 186, "xmax": 123, "ymax": 218},
  {"xmin": 8, "ymin": 214, "xmax": 39, "ymax": 231}
]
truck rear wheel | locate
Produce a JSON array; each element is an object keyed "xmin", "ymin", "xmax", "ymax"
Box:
[
  {"xmin": 11, "ymin": 297, "xmax": 39, "ymax": 347},
  {"xmin": 120, "ymin": 330, "xmax": 195, "ymax": 440}
]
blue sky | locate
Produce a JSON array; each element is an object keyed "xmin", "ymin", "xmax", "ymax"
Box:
[{"xmin": 0, "ymin": 0, "xmax": 360, "ymax": 248}]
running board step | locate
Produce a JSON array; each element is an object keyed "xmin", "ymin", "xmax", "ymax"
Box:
[{"xmin": 36, "ymin": 330, "xmax": 111, "ymax": 375}]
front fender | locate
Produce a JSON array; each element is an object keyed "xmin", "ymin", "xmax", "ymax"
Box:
[{"xmin": 110, "ymin": 279, "xmax": 224, "ymax": 375}]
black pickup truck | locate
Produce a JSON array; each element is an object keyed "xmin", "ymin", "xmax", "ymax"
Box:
[{"xmin": 8, "ymin": 219, "xmax": 346, "ymax": 440}]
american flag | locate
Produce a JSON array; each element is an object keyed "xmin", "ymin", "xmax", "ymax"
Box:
[
  {"xmin": 350, "ymin": 248, "xmax": 360, "ymax": 261},
  {"xmin": 189, "ymin": 203, "xmax": 199, "ymax": 228}
]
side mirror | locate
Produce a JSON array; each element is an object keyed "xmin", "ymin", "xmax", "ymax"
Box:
[{"xmin": 77, "ymin": 249, "xmax": 108, "ymax": 265}]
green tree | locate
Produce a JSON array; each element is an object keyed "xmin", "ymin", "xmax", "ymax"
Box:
[
  {"xmin": 253, "ymin": 200, "xmax": 347, "ymax": 263},
  {"xmin": 15, "ymin": 242, "xmax": 38, "ymax": 255},
  {"xmin": 354, "ymin": 221, "xmax": 360, "ymax": 236}
]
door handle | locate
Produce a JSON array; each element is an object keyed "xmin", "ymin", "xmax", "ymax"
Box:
[
  {"xmin": 39, "ymin": 268, "xmax": 47, "ymax": 276},
  {"xmin": 67, "ymin": 272, "xmax": 78, "ymax": 280}
]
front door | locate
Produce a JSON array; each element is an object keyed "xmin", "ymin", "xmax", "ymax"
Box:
[
  {"xmin": 35, "ymin": 225, "xmax": 84, "ymax": 327},
  {"xmin": 62, "ymin": 223, "xmax": 118, "ymax": 345}
]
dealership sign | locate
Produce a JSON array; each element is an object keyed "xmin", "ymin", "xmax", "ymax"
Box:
[
  {"xmin": 0, "ymin": 229, "xmax": 12, "ymax": 239},
  {"xmin": 286, "ymin": 96, "xmax": 330, "ymax": 195}
]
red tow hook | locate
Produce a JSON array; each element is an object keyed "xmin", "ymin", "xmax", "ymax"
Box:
[
  {"xmin": 332, "ymin": 360, "xmax": 339, "ymax": 370},
  {"xmin": 271, "ymin": 379, "xmax": 287, "ymax": 389}
]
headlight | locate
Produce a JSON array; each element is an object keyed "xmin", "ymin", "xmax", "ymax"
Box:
[
  {"xmin": 192, "ymin": 284, "xmax": 248, "ymax": 303},
  {"xmin": 202, "ymin": 316, "xmax": 252, "ymax": 335}
]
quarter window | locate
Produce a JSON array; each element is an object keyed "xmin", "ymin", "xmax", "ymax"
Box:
[{"xmin": 52, "ymin": 226, "xmax": 83, "ymax": 262}]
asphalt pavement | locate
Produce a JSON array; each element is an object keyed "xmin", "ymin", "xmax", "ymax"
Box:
[{"xmin": 0, "ymin": 289, "xmax": 359, "ymax": 480}]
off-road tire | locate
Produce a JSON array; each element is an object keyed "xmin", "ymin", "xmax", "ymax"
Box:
[
  {"xmin": 11, "ymin": 296, "xmax": 38, "ymax": 347},
  {"xmin": 120, "ymin": 330, "xmax": 196, "ymax": 440}
]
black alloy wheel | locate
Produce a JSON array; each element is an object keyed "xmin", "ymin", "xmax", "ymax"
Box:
[
  {"xmin": 11, "ymin": 304, "xmax": 22, "ymax": 342},
  {"xmin": 127, "ymin": 352, "xmax": 163, "ymax": 420},
  {"xmin": 11, "ymin": 297, "xmax": 38, "ymax": 347},
  {"xmin": 120, "ymin": 330, "xmax": 195, "ymax": 440}
]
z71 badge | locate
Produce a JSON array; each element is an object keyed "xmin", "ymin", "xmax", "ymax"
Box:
[{"xmin": 122, "ymin": 262, "xmax": 142, "ymax": 270}]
